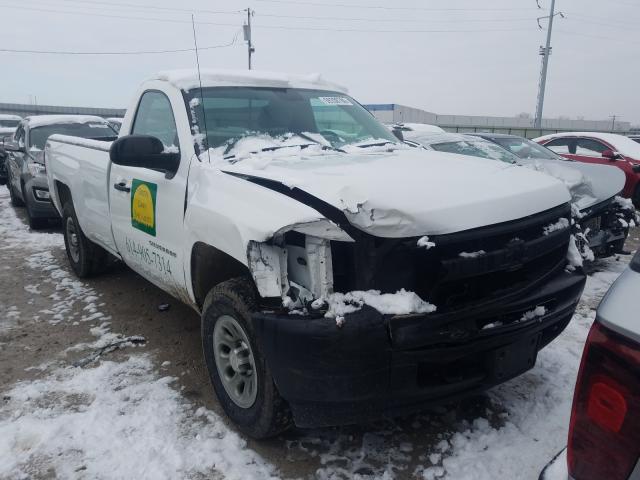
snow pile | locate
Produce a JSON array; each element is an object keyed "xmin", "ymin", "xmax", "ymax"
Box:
[
  {"xmin": 459, "ymin": 250, "xmax": 486, "ymax": 258},
  {"xmin": 417, "ymin": 236, "xmax": 436, "ymax": 249},
  {"xmin": 0, "ymin": 355, "xmax": 278, "ymax": 480},
  {"xmin": 543, "ymin": 217, "xmax": 570, "ymax": 235},
  {"xmin": 320, "ymin": 289, "xmax": 437, "ymax": 325},
  {"xmin": 0, "ymin": 190, "xmax": 62, "ymax": 251}
]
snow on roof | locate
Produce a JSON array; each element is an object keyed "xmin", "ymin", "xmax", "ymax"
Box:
[
  {"xmin": 0, "ymin": 114, "xmax": 22, "ymax": 121},
  {"xmin": 535, "ymin": 131, "xmax": 640, "ymax": 158},
  {"xmin": 25, "ymin": 115, "xmax": 108, "ymax": 128},
  {"xmin": 150, "ymin": 68, "xmax": 348, "ymax": 93},
  {"xmin": 400, "ymin": 123, "xmax": 445, "ymax": 134}
]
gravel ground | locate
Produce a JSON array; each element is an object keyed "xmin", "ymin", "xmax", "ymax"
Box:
[{"xmin": 0, "ymin": 187, "xmax": 637, "ymax": 480}]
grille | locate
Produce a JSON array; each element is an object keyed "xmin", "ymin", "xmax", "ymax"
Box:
[{"xmin": 331, "ymin": 204, "xmax": 572, "ymax": 313}]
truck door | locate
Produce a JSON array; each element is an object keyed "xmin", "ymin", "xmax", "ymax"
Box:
[{"xmin": 109, "ymin": 90, "xmax": 190, "ymax": 302}]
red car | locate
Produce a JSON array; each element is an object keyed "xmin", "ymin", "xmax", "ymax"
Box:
[{"xmin": 535, "ymin": 132, "xmax": 640, "ymax": 207}]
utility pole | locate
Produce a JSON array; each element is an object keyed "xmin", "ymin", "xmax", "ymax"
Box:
[
  {"xmin": 610, "ymin": 115, "xmax": 618, "ymax": 132},
  {"xmin": 244, "ymin": 8, "xmax": 255, "ymax": 70},
  {"xmin": 534, "ymin": 0, "xmax": 564, "ymax": 129}
]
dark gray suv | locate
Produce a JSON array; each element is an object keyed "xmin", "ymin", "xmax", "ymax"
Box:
[{"xmin": 4, "ymin": 115, "xmax": 117, "ymax": 228}]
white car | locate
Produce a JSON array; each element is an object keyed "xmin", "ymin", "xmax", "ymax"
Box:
[
  {"xmin": 403, "ymin": 129, "xmax": 633, "ymax": 258},
  {"xmin": 0, "ymin": 114, "xmax": 21, "ymax": 138},
  {"xmin": 46, "ymin": 69, "xmax": 586, "ymax": 438},
  {"xmin": 540, "ymin": 249, "xmax": 640, "ymax": 480}
]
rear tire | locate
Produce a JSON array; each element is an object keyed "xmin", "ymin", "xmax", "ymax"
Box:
[
  {"xmin": 8, "ymin": 177, "xmax": 24, "ymax": 207},
  {"xmin": 62, "ymin": 202, "xmax": 107, "ymax": 278},
  {"xmin": 201, "ymin": 277, "xmax": 292, "ymax": 439}
]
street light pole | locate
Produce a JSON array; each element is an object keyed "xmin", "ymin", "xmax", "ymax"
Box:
[
  {"xmin": 534, "ymin": 0, "xmax": 559, "ymax": 129},
  {"xmin": 244, "ymin": 8, "xmax": 255, "ymax": 70}
]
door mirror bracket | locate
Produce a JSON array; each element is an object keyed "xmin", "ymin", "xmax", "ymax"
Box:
[
  {"xmin": 601, "ymin": 149, "xmax": 621, "ymax": 161},
  {"xmin": 110, "ymin": 135, "xmax": 180, "ymax": 178}
]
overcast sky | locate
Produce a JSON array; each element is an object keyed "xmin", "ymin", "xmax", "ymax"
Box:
[{"xmin": 1, "ymin": 0, "xmax": 638, "ymax": 124}]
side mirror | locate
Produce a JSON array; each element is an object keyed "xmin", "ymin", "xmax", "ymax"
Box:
[
  {"xmin": 391, "ymin": 128, "xmax": 404, "ymax": 142},
  {"xmin": 601, "ymin": 149, "xmax": 619, "ymax": 160},
  {"xmin": 110, "ymin": 135, "xmax": 180, "ymax": 178},
  {"xmin": 4, "ymin": 141, "xmax": 24, "ymax": 153}
]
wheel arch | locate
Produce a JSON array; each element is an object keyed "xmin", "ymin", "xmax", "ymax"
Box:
[{"xmin": 190, "ymin": 241, "xmax": 255, "ymax": 309}]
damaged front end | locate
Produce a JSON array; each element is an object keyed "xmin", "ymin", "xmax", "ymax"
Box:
[
  {"xmin": 245, "ymin": 202, "xmax": 586, "ymax": 427},
  {"xmin": 575, "ymin": 196, "xmax": 637, "ymax": 258}
]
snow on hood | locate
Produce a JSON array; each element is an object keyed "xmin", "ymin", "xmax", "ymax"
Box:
[
  {"xmin": 518, "ymin": 158, "xmax": 625, "ymax": 211},
  {"xmin": 26, "ymin": 115, "xmax": 109, "ymax": 128},
  {"xmin": 217, "ymin": 147, "xmax": 571, "ymax": 238},
  {"xmin": 152, "ymin": 68, "xmax": 347, "ymax": 93}
]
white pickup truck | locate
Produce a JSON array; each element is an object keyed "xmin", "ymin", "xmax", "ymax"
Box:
[{"xmin": 46, "ymin": 69, "xmax": 586, "ymax": 438}]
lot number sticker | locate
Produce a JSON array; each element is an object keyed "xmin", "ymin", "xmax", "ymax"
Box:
[
  {"xmin": 318, "ymin": 96, "xmax": 353, "ymax": 106},
  {"xmin": 131, "ymin": 179, "xmax": 157, "ymax": 236}
]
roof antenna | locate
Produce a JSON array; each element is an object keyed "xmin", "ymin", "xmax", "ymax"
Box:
[{"xmin": 191, "ymin": 14, "xmax": 210, "ymax": 164}]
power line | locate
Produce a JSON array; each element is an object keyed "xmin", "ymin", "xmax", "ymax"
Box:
[
  {"xmin": 21, "ymin": 0, "xmax": 243, "ymax": 15},
  {"xmin": 256, "ymin": 0, "xmax": 538, "ymax": 11},
  {"xmin": 258, "ymin": 12, "xmax": 538, "ymax": 23},
  {"xmin": 0, "ymin": 4, "xmax": 242, "ymax": 27},
  {"xmin": 0, "ymin": 32, "xmax": 242, "ymax": 55},
  {"xmin": 252, "ymin": 23, "xmax": 537, "ymax": 33}
]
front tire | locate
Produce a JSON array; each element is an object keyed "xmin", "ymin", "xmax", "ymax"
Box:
[
  {"xmin": 62, "ymin": 202, "xmax": 107, "ymax": 278},
  {"xmin": 201, "ymin": 277, "xmax": 292, "ymax": 439},
  {"xmin": 25, "ymin": 198, "xmax": 48, "ymax": 230}
]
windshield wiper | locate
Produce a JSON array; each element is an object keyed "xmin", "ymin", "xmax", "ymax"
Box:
[{"xmin": 355, "ymin": 140, "xmax": 397, "ymax": 149}]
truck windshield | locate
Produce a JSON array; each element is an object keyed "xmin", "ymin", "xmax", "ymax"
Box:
[
  {"xmin": 431, "ymin": 140, "xmax": 517, "ymax": 164},
  {"xmin": 30, "ymin": 122, "xmax": 116, "ymax": 149},
  {"xmin": 186, "ymin": 87, "xmax": 397, "ymax": 152},
  {"xmin": 492, "ymin": 137, "xmax": 562, "ymax": 161}
]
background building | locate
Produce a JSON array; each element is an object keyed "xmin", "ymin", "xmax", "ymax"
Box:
[
  {"xmin": 0, "ymin": 102, "xmax": 125, "ymax": 119},
  {"xmin": 365, "ymin": 104, "xmax": 632, "ymax": 139}
]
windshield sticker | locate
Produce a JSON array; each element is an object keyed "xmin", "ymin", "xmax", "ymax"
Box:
[
  {"xmin": 318, "ymin": 96, "xmax": 353, "ymax": 106},
  {"xmin": 131, "ymin": 179, "xmax": 157, "ymax": 236}
]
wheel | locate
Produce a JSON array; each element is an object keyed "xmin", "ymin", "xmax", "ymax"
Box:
[
  {"xmin": 201, "ymin": 277, "xmax": 292, "ymax": 439},
  {"xmin": 26, "ymin": 203, "xmax": 48, "ymax": 230},
  {"xmin": 633, "ymin": 185, "xmax": 640, "ymax": 209},
  {"xmin": 25, "ymin": 192, "xmax": 48, "ymax": 230},
  {"xmin": 7, "ymin": 174, "xmax": 24, "ymax": 207},
  {"xmin": 62, "ymin": 202, "xmax": 107, "ymax": 278}
]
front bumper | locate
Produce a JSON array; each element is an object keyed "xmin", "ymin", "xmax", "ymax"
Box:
[
  {"xmin": 253, "ymin": 268, "xmax": 586, "ymax": 428},
  {"xmin": 23, "ymin": 174, "xmax": 59, "ymax": 219}
]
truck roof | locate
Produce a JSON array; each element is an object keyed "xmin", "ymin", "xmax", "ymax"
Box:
[
  {"xmin": 24, "ymin": 115, "xmax": 108, "ymax": 128},
  {"xmin": 0, "ymin": 114, "xmax": 22, "ymax": 121},
  {"xmin": 150, "ymin": 68, "xmax": 348, "ymax": 94}
]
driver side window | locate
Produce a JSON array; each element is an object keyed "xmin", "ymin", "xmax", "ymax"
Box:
[
  {"xmin": 545, "ymin": 138, "xmax": 576, "ymax": 154},
  {"xmin": 14, "ymin": 125, "xmax": 25, "ymax": 148},
  {"xmin": 576, "ymin": 138, "xmax": 608, "ymax": 156},
  {"xmin": 132, "ymin": 91, "xmax": 179, "ymax": 151}
]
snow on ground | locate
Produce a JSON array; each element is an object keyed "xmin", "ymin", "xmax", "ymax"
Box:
[
  {"xmin": 0, "ymin": 189, "xmax": 278, "ymax": 480},
  {"xmin": 0, "ymin": 185, "xmax": 634, "ymax": 480}
]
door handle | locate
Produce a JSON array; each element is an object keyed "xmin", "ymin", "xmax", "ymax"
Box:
[{"xmin": 113, "ymin": 182, "xmax": 130, "ymax": 193}]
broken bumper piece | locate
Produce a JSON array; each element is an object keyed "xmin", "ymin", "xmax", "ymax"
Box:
[{"xmin": 252, "ymin": 268, "xmax": 586, "ymax": 428}]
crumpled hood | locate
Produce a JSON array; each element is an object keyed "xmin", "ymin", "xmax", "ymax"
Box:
[
  {"xmin": 220, "ymin": 148, "xmax": 571, "ymax": 237},
  {"xmin": 517, "ymin": 158, "xmax": 625, "ymax": 211}
]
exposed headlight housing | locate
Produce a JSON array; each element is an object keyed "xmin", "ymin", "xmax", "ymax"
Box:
[{"xmin": 33, "ymin": 187, "xmax": 50, "ymax": 200}]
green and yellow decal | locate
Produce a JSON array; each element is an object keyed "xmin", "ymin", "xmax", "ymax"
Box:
[{"xmin": 130, "ymin": 179, "xmax": 157, "ymax": 236}]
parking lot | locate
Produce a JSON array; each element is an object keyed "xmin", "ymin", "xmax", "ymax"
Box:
[{"xmin": 0, "ymin": 184, "xmax": 636, "ymax": 479}]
